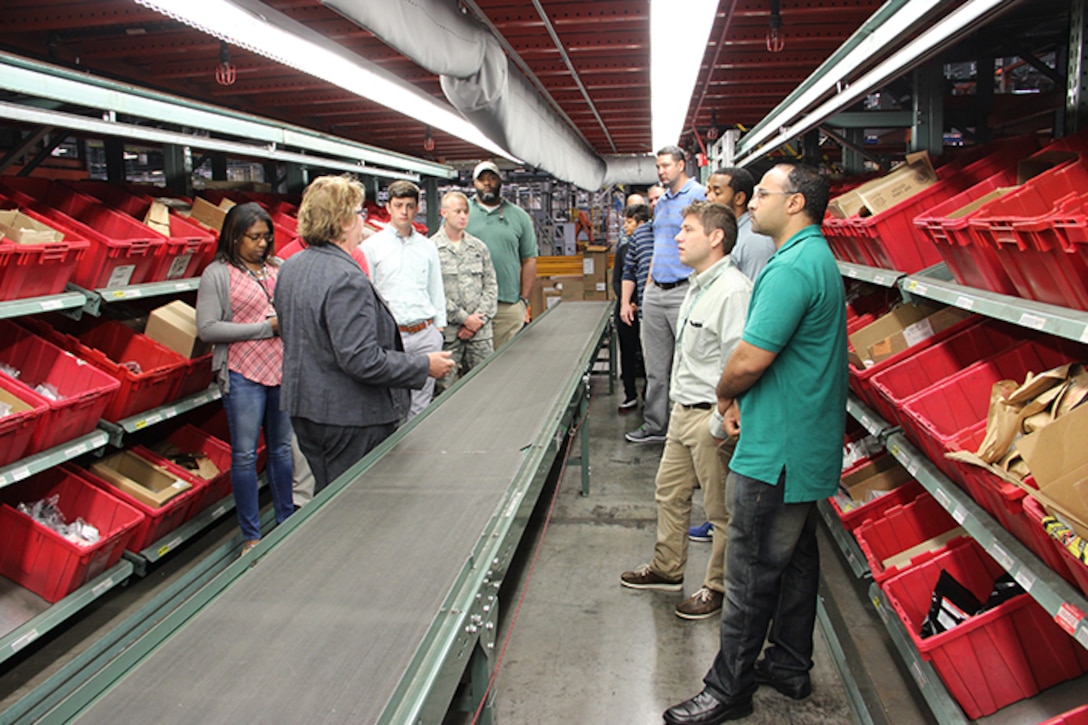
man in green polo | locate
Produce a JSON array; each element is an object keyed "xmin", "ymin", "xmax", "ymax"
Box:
[
  {"xmin": 664, "ymin": 163, "xmax": 847, "ymax": 724},
  {"xmin": 465, "ymin": 161, "xmax": 538, "ymax": 349}
]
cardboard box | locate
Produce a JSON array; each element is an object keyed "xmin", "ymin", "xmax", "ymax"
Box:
[
  {"xmin": 188, "ymin": 197, "xmax": 234, "ymax": 233},
  {"xmin": 848, "ymin": 303, "xmax": 970, "ymax": 368},
  {"xmin": 582, "ymin": 245, "xmax": 609, "ymax": 290},
  {"xmin": 547, "ymin": 275, "xmax": 584, "ymax": 302},
  {"xmin": 90, "ymin": 450, "xmax": 191, "ymax": 508},
  {"xmin": 143, "ymin": 200, "xmax": 172, "ymax": 237},
  {"xmin": 145, "ymin": 300, "xmax": 209, "ymax": 359},
  {"xmin": 0, "ymin": 210, "xmax": 65, "ymax": 245},
  {"xmin": 827, "ymin": 152, "xmax": 938, "ymax": 218},
  {"xmin": 882, "ymin": 528, "xmax": 966, "ymax": 571},
  {"xmin": 840, "ymin": 455, "xmax": 913, "ymax": 501},
  {"xmin": 0, "ymin": 386, "xmax": 35, "ymax": 417},
  {"xmin": 1017, "ymin": 401, "xmax": 1088, "ymax": 539}
]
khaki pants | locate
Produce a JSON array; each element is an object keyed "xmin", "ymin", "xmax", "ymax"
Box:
[
  {"xmin": 492, "ymin": 301, "xmax": 526, "ymax": 350},
  {"xmin": 650, "ymin": 404, "xmax": 734, "ymax": 593}
]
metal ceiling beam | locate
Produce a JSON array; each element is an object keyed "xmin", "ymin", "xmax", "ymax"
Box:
[{"xmin": 0, "ymin": 50, "xmax": 454, "ymax": 178}]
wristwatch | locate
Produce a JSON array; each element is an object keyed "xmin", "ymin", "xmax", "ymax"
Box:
[{"xmin": 519, "ymin": 296, "xmax": 531, "ymax": 307}]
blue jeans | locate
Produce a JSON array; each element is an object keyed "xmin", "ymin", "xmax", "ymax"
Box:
[
  {"xmin": 703, "ymin": 470, "xmax": 820, "ymax": 702},
  {"xmin": 223, "ymin": 371, "xmax": 294, "ymax": 540}
]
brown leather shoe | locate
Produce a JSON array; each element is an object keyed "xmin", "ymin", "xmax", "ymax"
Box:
[
  {"xmin": 675, "ymin": 587, "xmax": 724, "ymax": 620},
  {"xmin": 620, "ymin": 564, "xmax": 682, "ymax": 591}
]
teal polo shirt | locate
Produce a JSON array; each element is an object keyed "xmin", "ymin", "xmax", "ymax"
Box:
[
  {"xmin": 465, "ymin": 198, "xmax": 538, "ymax": 303},
  {"xmin": 729, "ymin": 225, "xmax": 848, "ymax": 502}
]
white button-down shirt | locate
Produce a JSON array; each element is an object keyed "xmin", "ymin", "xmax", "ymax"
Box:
[{"xmin": 363, "ymin": 225, "xmax": 447, "ymax": 328}]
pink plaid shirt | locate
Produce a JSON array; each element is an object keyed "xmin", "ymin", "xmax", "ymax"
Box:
[{"xmin": 227, "ymin": 264, "xmax": 284, "ymax": 386}]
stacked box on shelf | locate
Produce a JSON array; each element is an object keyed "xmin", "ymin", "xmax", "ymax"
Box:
[
  {"xmin": 199, "ymin": 189, "xmax": 297, "ymax": 246},
  {"xmin": 27, "ymin": 319, "xmax": 189, "ymax": 422},
  {"xmin": 144, "ymin": 424, "xmax": 233, "ymax": 515},
  {"xmin": 899, "ymin": 339, "xmax": 1074, "ymax": 478},
  {"xmin": 0, "ymin": 320, "xmax": 119, "ymax": 454},
  {"xmin": 0, "ymin": 375, "xmax": 49, "ymax": 467},
  {"xmin": 0, "ymin": 467, "xmax": 143, "ymax": 602},
  {"xmin": 79, "ymin": 451, "xmax": 200, "ymax": 552},
  {"xmin": 855, "ymin": 493, "xmax": 964, "ymax": 582},
  {"xmin": 0, "ymin": 196, "xmax": 91, "ymax": 301},
  {"xmin": 830, "ymin": 452, "xmax": 925, "ymax": 534},
  {"xmin": 867, "ymin": 319, "xmax": 1022, "ymax": 427},
  {"xmin": 65, "ymin": 180, "xmax": 216, "ymax": 281},
  {"xmin": 882, "ymin": 537, "xmax": 1088, "ymax": 719},
  {"xmin": 0, "ymin": 177, "xmax": 165, "ymax": 289}
]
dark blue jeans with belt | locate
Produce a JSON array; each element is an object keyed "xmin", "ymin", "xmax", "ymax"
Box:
[{"xmin": 703, "ymin": 469, "xmax": 820, "ymax": 703}]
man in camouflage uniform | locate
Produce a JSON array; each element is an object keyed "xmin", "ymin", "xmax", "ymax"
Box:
[{"xmin": 431, "ymin": 191, "xmax": 499, "ymax": 394}]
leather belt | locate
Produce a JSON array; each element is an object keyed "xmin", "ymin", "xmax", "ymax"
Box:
[
  {"xmin": 655, "ymin": 278, "xmax": 689, "ymax": 290},
  {"xmin": 679, "ymin": 402, "xmax": 714, "ymax": 410},
  {"xmin": 398, "ymin": 319, "xmax": 433, "ymax": 334}
]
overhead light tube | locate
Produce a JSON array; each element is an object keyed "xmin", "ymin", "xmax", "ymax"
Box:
[{"xmin": 651, "ymin": 0, "xmax": 720, "ymax": 151}]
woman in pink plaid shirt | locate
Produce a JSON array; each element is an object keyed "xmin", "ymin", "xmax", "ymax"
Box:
[{"xmin": 196, "ymin": 203, "xmax": 294, "ymax": 555}]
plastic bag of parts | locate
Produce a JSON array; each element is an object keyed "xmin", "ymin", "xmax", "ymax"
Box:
[
  {"xmin": 920, "ymin": 570, "xmax": 1025, "ymax": 638},
  {"xmin": 17, "ymin": 494, "xmax": 101, "ymax": 546},
  {"xmin": 0, "ymin": 362, "xmax": 20, "ymax": 379},
  {"xmin": 34, "ymin": 382, "xmax": 63, "ymax": 401}
]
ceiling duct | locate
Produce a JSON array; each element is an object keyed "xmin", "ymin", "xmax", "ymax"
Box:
[{"xmin": 322, "ymin": 0, "xmax": 654, "ymax": 189}]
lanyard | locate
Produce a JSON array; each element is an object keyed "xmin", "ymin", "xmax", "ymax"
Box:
[{"xmin": 242, "ymin": 264, "xmax": 274, "ymax": 307}]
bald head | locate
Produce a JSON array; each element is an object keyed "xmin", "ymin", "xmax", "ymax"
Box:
[{"xmin": 626, "ymin": 193, "xmax": 647, "ymax": 208}]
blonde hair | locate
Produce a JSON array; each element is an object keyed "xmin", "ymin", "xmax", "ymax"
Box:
[
  {"xmin": 298, "ymin": 175, "xmax": 365, "ymax": 246},
  {"xmin": 441, "ymin": 190, "xmax": 469, "ymax": 209}
]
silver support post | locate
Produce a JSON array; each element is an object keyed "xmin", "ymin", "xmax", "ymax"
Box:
[{"xmin": 1068, "ymin": 0, "xmax": 1088, "ymax": 135}]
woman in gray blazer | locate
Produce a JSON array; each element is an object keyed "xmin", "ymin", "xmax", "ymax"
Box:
[
  {"xmin": 196, "ymin": 203, "xmax": 295, "ymax": 555},
  {"xmin": 276, "ymin": 176, "xmax": 454, "ymax": 493}
]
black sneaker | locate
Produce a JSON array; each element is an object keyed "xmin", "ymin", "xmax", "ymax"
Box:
[{"xmin": 625, "ymin": 426, "xmax": 666, "ymax": 443}]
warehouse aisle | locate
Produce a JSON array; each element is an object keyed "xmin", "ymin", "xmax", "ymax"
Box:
[{"xmin": 488, "ymin": 375, "xmax": 859, "ymax": 725}]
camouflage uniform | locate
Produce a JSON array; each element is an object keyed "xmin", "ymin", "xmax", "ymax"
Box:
[{"xmin": 431, "ymin": 225, "xmax": 499, "ymax": 393}]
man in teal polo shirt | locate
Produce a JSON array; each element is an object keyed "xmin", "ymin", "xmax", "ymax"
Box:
[
  {"xmin": 664, "ymin": 163, "xmax": 847, "ymax": 725},
  {"xmin": 465, "ymin": 161, "xmax": 538, "ymax": 349}
]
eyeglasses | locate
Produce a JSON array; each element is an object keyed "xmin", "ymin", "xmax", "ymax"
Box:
[
  {"xmin": 243, "ymin": 232, "xmax": 274, "ymax": 243},
  {"xmin": 356, "ymin": 208, "xmax": 368, "ymax": 219},
  {"xmin": 752, "ymin": 187, "xmax": 800, "ymax": 200}
]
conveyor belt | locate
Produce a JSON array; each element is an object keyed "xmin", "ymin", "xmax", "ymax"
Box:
[{"xmin": 71, "ymin": 301, "xmax": 611, "ymax": 724}]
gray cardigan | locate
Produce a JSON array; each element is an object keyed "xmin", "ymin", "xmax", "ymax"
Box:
[{"xmin": 195, "ymin": 260, "xmax": 276, "ymax": 395}]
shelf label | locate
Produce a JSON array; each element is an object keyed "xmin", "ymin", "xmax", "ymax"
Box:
[
  {"xmin": 906, "ymin": 458, "xmax": 919, "ymax": 476},
  {"xmin": 1013, "ymin": 568, "xmax": 1036, "ymax": 593},
  {"xmin": 988, "ymin": 542, "xmax": 1014, "ymax": 571},
  {"xmin": 1077, "ymin": 626, "xmax": 1088, "ymax": 650},
  {"xmin": 64, "ymin": 443, "xmax": 88, "ymax": 458},
  {"xmin": 10, "ymin": 629, "xmax": 39, "ymax": 653},
  {"xmin": 1018, "ymin": 312, "xmax": 1047, "ymax": 330},
  {"xmin": 1056, "ymin": 603, "xmax": 1085, "ymax": 636},
  {"xmin": 934, "ymin": 488, "xmax": 952, "ymax": 510},
  {"xmin": 211, "ymin": 504, "xmax": 228, "ymax": 519},
  {"xmin": 157, "ymin": 537, "xmax": 184, "ymax": 557},
  {"xmin": 909, "ymin": 661, "xmax": 928, "ymax": 689},
  {"xmin": 872, "ymin": 274, "xmax": 887, "ymax": 285},
  {"xmin": 846, "ymin": 268, "xmax": 858, "ymax": 278},
  {"xmin": 161, "ymin": 407, "xmax": 178, "ymax": 419},
  {"xmin": 92, "ymin": 578, "xmax": 114, "ymax": 597},
  {"xmin": 1081, "ymin": 323, "xmax": 1088, "ymax": 344},
  {"xmin": 870, "ymin": 595, "xmax": 888, "ymax": 623},
  {"xmin": 954, "ymin": 295, "xmax": 975, "ymax": 310},
  {"xmin": 912, "ymin": 283, "xmax": 928, "ymax": 296},
  {"xmin": 133, "ymin": 419, "xmax": 149, "ymax": 430},
  {"xmin": 40, "ymin": 299, "xmax": 65, "ymax": 311},
  {"xmin": 889, "ymin": 442, "xmax": 901, "ymax": 457},
  {"xmin": 175, "ymin": 282, "xmax": 192, "ymax": 291},
  {"xmin": 951, "ymin": 506, "xmax": 966, "ymax": 525},
  {"xmin": 8, "ymin": 465, "xmax": 30, "ymax": 483},
  {"xmin": 859, "ymin": 414, "xmax": 872, "ymax": 431}
]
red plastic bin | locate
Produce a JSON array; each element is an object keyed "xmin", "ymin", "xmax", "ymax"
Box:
[
  {"xmin": 0, "ymin": 177, "xmax": 165, "ymax": 289},
  {"xmin": 0, "ymin": 375, "xmax": 50, "ymax": 467},
  {"xmin": 65, "ymin": 181, "xmax": 215, "ymax": 281},
  {"xmin": 899, "ymin": 340, "xmax": 1074, "ymax": 477},
  {"xmin": 830, "ymin": 480, "xmax": 926, "ymax": 535},
  {"xmin": 0, "ymin": 196, "xmax": 92, "ymax": 301},
  {"xmin": 1024, "ymin": 495, "xmax": 1088, "ymax": 597},
  {"xmin": 0, "ymin": 320, "xmax": 120, "ymax": 454},
  {"xmin": 45, "ymin": 320, "xmax": 189, "ymax": 422},
  {"xmin": 847, "ymin": 314, "xmax": 980, "ymax": 412},
  {"xmin": 1042, "ymin": 704, "xmax": 1088, "ymax": 725},
  {"xmin": 175, "ymin": 352, "xmax": 215, "ymax": 399},
  {"xmin": 0, "ymin": 467, "xmax": 143, "ymax": 602},
  {"xmin": 77, "ymin": 450, "xmax": 200, "ymax": 552},
  {"xmin": 146, "ymin": 424, "xmax": 233, "ymax": 515},
  {"xmin": 867, "ymin": 319, "xmax": 1022, "ymax": 428},
  {"xmin": 855, "ymin": 493, "xmax": 963, "ymax": 582},
  {"xmin": 882, "ymin": 537, "xmax": 1088, "ymax": 719}
]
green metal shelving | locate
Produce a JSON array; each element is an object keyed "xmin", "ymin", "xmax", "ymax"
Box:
[
  {"xmin": 0, "ymin": 430, "xmax": 109, "ymax": 490},
  {"xmin": 0, "ymin": 291, "xmax": 87, "ymax": 321}
]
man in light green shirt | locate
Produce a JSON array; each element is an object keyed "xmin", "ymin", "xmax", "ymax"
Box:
[
  {"xmin": 620, "ymin": 202, "xmax": 751, "ymax": 621},
  {"xmin": 464, "ymin": 161, "xmax": 538, "ymax": 349}
]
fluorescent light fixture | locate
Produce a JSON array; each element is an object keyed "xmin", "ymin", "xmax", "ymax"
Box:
[
  {"xmin": 651, "ymin": 0, "xmax": 719, "ymax": 151},
  {"xmin": 735, "ymin": 0, "xmax": 1009, "ymax": 166},
  {"xmin": 134, "ymin": 0, "xmax": 518, "ymax": 162}
]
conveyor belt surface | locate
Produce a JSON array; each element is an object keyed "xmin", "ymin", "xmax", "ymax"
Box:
[{"xmin": 75, "ymin": 301, "xmax": 610, "ymax": 724}]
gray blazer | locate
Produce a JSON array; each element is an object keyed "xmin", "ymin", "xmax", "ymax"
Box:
[
  {"xmin": 195, "ymin": 260, "xmax": 276, "ymax": 395},
  {"xmin": 275, "ymin": 244, "xmax": 428, "ymax": 428}
]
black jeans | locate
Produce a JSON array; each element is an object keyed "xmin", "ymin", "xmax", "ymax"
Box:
[
  {"xmin": 703, "ymin": 470, "xmax": 820, "ymax": 702},
  {"xmin": 291, "ymin": 416, "xmax": 396, "ymax": 494},
  {"xmin": 615, "ymin": 308, "xmax": 644, "ymax": 402}
]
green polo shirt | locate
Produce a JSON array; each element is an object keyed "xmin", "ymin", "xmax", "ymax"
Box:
[
  {"xmin": 465, "ymin": 198, "xmax": 538, "ymax": 303},
  {"xmin": 729, "ymin": 225, "xmax": 848, "ymax": 502}
]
